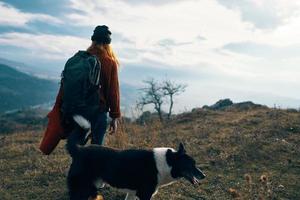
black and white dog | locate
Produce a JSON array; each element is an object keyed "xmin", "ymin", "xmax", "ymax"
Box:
[{"xmin": 67, "ymin": 115, "xmax": 206, "ymax": 200}]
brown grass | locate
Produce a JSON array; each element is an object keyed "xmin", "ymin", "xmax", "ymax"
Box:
[{"xmin": 0, "ymin": 107, "xmax": 300, "ymax": 199}]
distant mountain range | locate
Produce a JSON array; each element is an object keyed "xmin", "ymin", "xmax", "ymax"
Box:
[
  {"xmin": 0, "ymin": 57, "xmax": 60, "ymax": 80},
  {"xmin": 0, "ymin": 63, "xmax": 59, "ymax": 113},
  {"xmin": 0, "ymin": 60, "xmax": 139, "ymax": 114}
]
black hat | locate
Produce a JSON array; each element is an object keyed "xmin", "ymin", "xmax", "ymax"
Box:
[{"xmin": 91, "ymin": 25, "xmax": 112, "ymax": 44}]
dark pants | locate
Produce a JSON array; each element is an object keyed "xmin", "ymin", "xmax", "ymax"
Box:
[
  {"xmin": 69, "ymin": 112, "xmax": 108, "ymax": 146},
  {"xmin": 91, "ymin": 112, "xmax": 108, "ymax": 145}
]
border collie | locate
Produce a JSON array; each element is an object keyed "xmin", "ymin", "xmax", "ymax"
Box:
[{"xmin": 67, "ymin": 115, "xmax": 206, "ymax": 200}]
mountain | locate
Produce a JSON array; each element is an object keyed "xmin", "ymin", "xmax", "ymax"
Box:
[
  {"xmin": 0, "ymin": 57, "xmax": 61, "ymax": 80},
  {"xmin": 0, "ymin": 107, "xmax": 49, "ymax": 134},
  {"xmin": 0, "ymin": 63, "xmax": 59, "ymax": 113}
]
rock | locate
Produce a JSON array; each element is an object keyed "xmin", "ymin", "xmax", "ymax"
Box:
[
  {"xmin": 230, "ymin": 101, "xmax": 265, "ymax": 110},
  {"xmin": 203, "ymin": 98, "xmax": 233, "ymax": 110},
  {"xmin": 200, "ymin": 99, "xmax": 266, "ymax": 111}
]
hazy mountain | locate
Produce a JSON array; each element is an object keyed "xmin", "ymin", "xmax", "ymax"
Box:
[
  {"xmin": 0, "ymin": 57, "xmax": 60, "ymax": 80},
  {"xmin": 0, "ymin": 57, "xmax": 141, "ymax": 115},
  {"xmin": 0, "ymin": 63, "xmax": 59, "ymax": 113}
]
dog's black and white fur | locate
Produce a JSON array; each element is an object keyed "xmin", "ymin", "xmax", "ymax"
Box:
[{"xmin": 67, "ymin": 115, "xmax": 206, "ymax": 200}]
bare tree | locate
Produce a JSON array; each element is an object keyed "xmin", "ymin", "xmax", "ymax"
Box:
[
  {"xmin": 137, "ymin": 79, "xmax": 164, "ymax": 122},
  {"xmin": 137, "ymin": 78, "xmax": 187, "ymax": 122},
  {"xmin": 162, "ymin": 79, "xmax": 187, "ymax": 119}
]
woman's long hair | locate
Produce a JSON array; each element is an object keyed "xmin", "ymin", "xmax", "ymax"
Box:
[{"xmin": 87, "ymin": 42, "xmax": 119, "ymax": 66}]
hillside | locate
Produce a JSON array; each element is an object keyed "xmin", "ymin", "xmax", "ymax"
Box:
[
  {"xmin": 0, "ymin": 57, "xmax": 60, "ymax": 80},
  {"xmin": 0, "ymin": 106, "xmax": 299, "ymax": 199},
  {"xmin": 0, "ymin": 108, "xmax": 48, "ymax": 134},
  {"xmin": 0, "ymin": 64, "xmax": 58, "ymax": 113}
]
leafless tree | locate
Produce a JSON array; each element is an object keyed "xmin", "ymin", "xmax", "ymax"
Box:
[
  {"xmin": 162, "ymin": 79, "xmax": 187, "ymax": 119},
  {"xmin": 137, "ymin": 78, "xmax": 187, "ymax": 122},
  {"xmin": 137, "ymin": 79, "xmax": 164, "ymax": 122}
]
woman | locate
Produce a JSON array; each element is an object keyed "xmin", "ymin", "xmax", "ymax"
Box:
[
  {"xmin": 39, "ymin": 25, "xmax": 120, "ymax": 154},
  {"xmin": 84, "ymin": 25, "xmax": 121, "ymax": 144}
]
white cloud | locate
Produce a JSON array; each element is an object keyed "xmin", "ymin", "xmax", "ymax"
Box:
[
  {"xmin": 118, "ymin": 0, "xmax": 184, "ymax": 6},
  {"xmin": 0, "ymin": 32, "xmax": 89, "ymax": 59},
  {"xmin": 64, "ymin": 0, "xmax": 300, "ymax": 104},
  {"xmin": 216, "ymin": 0, "xmax": 300, "ymax": 29},
  {"xmin": 67, "ymin": 0, "xmax": 253, "ymax": 65},
  {"xmin": 223, "ymin": 42, "xmax": 300, "ymax": 59},
  {"xmin": 65, "ymin": 0, "xmax": 300, "ymax": 65},
  {"xmin": 0, "ymin": 2, "xmax": 63, "ymax": 27}
]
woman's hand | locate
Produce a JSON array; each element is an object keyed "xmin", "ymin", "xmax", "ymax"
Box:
[{"xmin": 108, "ymin": 118, "xmax": 118, "ymax": 135}]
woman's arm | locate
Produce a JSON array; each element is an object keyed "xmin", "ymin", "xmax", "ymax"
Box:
[{"xmin": 108, "ymin": 60, "xmax": 121, "ymax": 119}]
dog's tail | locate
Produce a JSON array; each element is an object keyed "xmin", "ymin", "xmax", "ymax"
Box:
[{"xmin": 66, "ymin": 115, "xmax": 91, "ymax": 156}]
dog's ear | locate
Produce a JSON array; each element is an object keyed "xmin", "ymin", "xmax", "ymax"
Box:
[
  {"xmin": 166, "ymin": 149, "xmax": 176, "ymax": 165},
  {"xmin": 178, "ymin": 142, "xmax": 186, "ymax": 155}
]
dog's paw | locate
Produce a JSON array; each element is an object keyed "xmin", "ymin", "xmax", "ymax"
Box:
[
  {"xmin": 88, "ymin": 194, "xmax": 104, "ymax": 200},
  {"xmin": 96, "ymin": 195, "xmax": 104, "ymax": 200}
]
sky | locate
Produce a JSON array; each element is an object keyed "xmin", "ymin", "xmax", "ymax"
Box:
[{"xmin": 0, "ymin": 0, "xmax": 299, "ymax": 112}]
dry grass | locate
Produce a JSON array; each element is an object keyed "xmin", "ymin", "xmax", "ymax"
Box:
[{"xmin": 0, "ymin": 107, "xmax": 300, "ymax": 199}]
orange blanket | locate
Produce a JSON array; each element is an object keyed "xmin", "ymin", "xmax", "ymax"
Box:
[{"xmin": 39, "ymin": 85, "xmax": 67, "ymax": 155}]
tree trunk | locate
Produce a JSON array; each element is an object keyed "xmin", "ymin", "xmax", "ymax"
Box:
[
  {"xmin": 168, "ymin": 95, "xmax": 173, "ymax": 120},
  {"xmin": 156, "ymin": 104, "xmax": 163, "ymax": 122}
]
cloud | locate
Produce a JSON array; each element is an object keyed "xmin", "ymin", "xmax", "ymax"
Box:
[
  {"xmin": 157, "ymin": 38, "xmax": 192, "ymax": 47},
  {"xmin": 118, "ymin": 0, "xmax": 185, "ymax": 6},
  {"xmin": 66, "ymin": 0, "xmax": 254, "ymax": 66},
  {"xmin": 113, "ymin": 32, "xmax": 135, "ymax": 44},
  {"xmin": 222, "ymin": 42, "xmax": 300, "ymax": 59},
  {"xmin": 0, "ymin": 2, "xmax": 63, "ymax": 27},
  {"xmin": 0, "ymin": 32, "xmax": 89, "ymax": 59},
  {"xmin": 216, "ymin": 0, "xmax": 300, "ymax": 29},
  {"xmin": 196, "ymin": 35, "xmax": 206, "ymax": 41},
  {"xmin": 64, "ymin": 0, "xmax": 300, "ymax": 95},
  {"xmin": 1, "ymin": 0, "xmax": 70, "ymax": 16}
]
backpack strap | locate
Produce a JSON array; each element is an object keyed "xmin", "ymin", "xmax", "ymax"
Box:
[{"xmin": 87, "ymin": 55, "xmax": 101, "ymax": 86}]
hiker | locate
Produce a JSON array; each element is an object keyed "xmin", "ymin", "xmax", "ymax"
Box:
[
  {"xmin": 39, "ymin": 25, "xmax": 121, "ymax": 154},
  {"xmin": 62, "ymin": 25, "xmax": 121, "ymax": 145}
]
